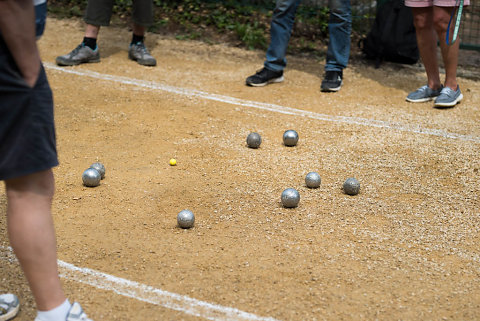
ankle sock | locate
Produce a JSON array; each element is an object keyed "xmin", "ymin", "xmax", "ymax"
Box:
[
  {"xmin": 131, "ymin": 33, "xmax": 144, "ymax": 45},
  {"xmin": 35, "ymin": 299, "xmax": 71, "ymax": 321},
  {"xmin": 82, "ymin": 37, "xmax": 97, "ymax": 50}
]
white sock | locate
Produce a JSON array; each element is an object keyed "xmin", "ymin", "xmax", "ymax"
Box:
[{"xmin": 35, "ymin": 299, "xmax": 71, "ymax": 321}]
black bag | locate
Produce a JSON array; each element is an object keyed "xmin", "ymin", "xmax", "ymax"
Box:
[{"xmin": 361, "ymin": 0, "xmax": 419, "ymax": 68}]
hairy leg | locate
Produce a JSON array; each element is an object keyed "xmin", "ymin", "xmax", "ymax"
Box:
[
  {"xmin": 412, "ymin": 6, "xmax": 442, "ymax": 90},
  {"xmin": 84, "ymin": 24, "xmax": 100, "ymax": 39},
  {"xmin": 5, "ymin": 170, "xmax": 66, "ymax": 311},
  {"xmin": 434, "ymin": 5, "xmax": 460, "ymax": 90},
  {"xmin": 132, "ymin": 23, "xmax": 146, "ymax": 36}
]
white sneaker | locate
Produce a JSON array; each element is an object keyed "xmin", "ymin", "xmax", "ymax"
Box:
[
  {"xmin": 66, "ymin": 302, "xmax": 92, "ymax": 321},
  {"xmin": 0, "ymin": 294, "xmax": 20, "ymax": 321}
]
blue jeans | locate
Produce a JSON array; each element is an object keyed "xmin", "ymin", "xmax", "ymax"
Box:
[
  {"xmin": 264, "ymin": 0, "xmax": 351, "ymax": 72},
  {"xmin": 35, "ymin": 2, "xmax": 48, "ymax": 39},
  {"xmin": 326, "ymin": 0, "xmax": 351, "ymax": 72}
]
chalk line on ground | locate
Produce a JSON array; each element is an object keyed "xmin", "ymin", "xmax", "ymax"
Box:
[
  {"xmin": 43, "ymin": 63, "xmax": 480, "ymax": 144},
  {"xmin": 0, "ymin": 246, "xmax": 279, "ymax": 321}
]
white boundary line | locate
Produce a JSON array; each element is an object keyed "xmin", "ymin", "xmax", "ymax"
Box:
[
  {"xmin": 16, "ymin": 63, "xmax": 473, "ymax": 319},
  {"xmin": 44, "ymin": 62, "xmax": 480, "ymax": 144},
  {"xmin": 0, "ymin": 246, "xmax": 279, "ymax": 321}
]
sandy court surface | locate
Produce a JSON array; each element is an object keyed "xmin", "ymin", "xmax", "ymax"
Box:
[{"xmin": 1, "ymin": 18, "xmax": 480, "ymax": 320}]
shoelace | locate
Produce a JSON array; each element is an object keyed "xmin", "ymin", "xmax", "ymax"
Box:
[
  {"xmin": 325, "ymin": 71, "xmax": 340, "ymax": 81},
  {"xmin": 418, "ymin": 85, "xmax": 430, "ymax": 93},
  {"xmin": 0, "ymin": 297, "xmax": 13, "ymax": 314},
  {"xmin": 256, "ymin": 68, "xmax": 276, "ymax": 78},
  {"xmin": 134, "ymin": 42, "xmax": 150, "ymax": 55},
  {"xmin": 69, "ymin": 44, "xmax": 84, "ymax": 56},
  {"xmin": 440, "ymin": 87, "xmax": 456, "ymax": 97}
]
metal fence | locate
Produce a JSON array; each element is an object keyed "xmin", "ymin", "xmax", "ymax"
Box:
[
  {"xmin": 461, "ymin": 2, "xmax": 480, "ymax": 50},
  {"xmin": 303, "ymin": 0, "xmax": 480, "ymax": 51}
]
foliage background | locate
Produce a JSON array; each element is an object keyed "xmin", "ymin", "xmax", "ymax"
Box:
[{"xmin": 48, "ymin": 0, "xmax": 376, "ymax": 56}]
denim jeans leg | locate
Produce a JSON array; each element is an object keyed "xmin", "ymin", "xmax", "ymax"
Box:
[
  {"xmin": 35, "ymin": 2, "xmax": 47, "ymax": 39},
  {"xmin": 264, "ymin": 0, "xmax": 302, "ymax": 72},
  {"xmin": 325, "ymin": 0, "xmax": 352, "ymax": 72}
]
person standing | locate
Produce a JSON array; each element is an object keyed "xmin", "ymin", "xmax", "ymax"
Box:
[
  {"xmin": 0, "ymin": 0, "xmax": 92, "ymax": 320},
  {"xmin": 245, "ymin": 0, "xmax": 352, "ymax": 92},
  {"xmin": 405, "ymin": 0, "xmax": 469, "ymax": 107},
  {"xmin": 56, "ymin": 0, "xmax": 156, "ymax": 67}
]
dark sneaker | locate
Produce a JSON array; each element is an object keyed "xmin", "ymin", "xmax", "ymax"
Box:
[
  {"xmin": 321, "ymin": 70, "xmax": 343, "ymax": 92},
  {"xmin": 56, "ymin": 44, "xmax": 100, "ymax": 66},
  {"xmin": 246, "ymin": 67, "xmax": 284, "ymax": 87},
  {"xmin": 434, "ymin": 86, "xmax": 463, "ymax": 108},
  {"xmin": 0, "ymin": 293, "xmax": 20, "ymax": 321},
  {"xmin": 406, "ymin": 85, "xmax": 442, "ymax": 103},
  {"xmin": 128, "ymin": 42, "xmax": 157, "ymax": 66}
]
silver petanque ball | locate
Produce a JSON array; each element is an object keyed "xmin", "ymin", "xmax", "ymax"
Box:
[
  {"xmin": 246, "ymin": 132, "xmax": 262, "ymax": 149},
  {"xmin": 82, "ymin": 168, "xmax": 101, "ymax": 187},
  {"xmin": 343, "ymin": 177, "xmax": 360, "ymax": 195},
  {"xmin": 281, "ymin": 188, "xmax": 300, "ymax": 208},
  {"xmin": 177, "ymin": 209, "xmax": 195, "ymax": 229},
  {"xmin": 305, "ymin": 172, "xmax": 321, "ymax": 188},
  {"xmin": 90, "ymin": 162, "xmax": 105, "ymax": 179},
  {"xmin": 283, "ymin": 130, "xmax": 299, "ymax": 147}
]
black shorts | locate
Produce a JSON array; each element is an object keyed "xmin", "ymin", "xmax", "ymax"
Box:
[
  {"xmin": 84, "ymin": 0, "xmax": 153, "ymax": 27},
  {"xmin": 0, "ymin": 37, "xmax": 58, "ymax": 181}
]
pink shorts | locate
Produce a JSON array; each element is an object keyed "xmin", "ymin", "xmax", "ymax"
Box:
[{"xmin": 405, "ymin": 0, "xmax": 469, "ymax": 7}]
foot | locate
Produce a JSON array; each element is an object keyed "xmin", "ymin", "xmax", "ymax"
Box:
[
  {"xmin": 128, "ymin": 42, "xmax": 157, "ymax": 66},
  {"xmin": 56, "ymin": 44, "xmax": 100, "ymax": 66},
  {"xmin": 406, "ymin": 85, "xmax": 442, "ymax": 103},
  {"xmin": 321, "ymin": 70, "xmax": 343, "ymax": 92},
  {"xmin": 434, "ymin": 86, "xmax": 463, "ymax": 108},
  {"xmin": 0, "ymin": 294, "xmax": 20, "ymax": 321},
  {"xmin": 245, "ymin": 67, "xmax": 284, "ymax": 87},
  {"xmin": 66, "ymin": 302, "xmax": 92, "ymax": 321}
]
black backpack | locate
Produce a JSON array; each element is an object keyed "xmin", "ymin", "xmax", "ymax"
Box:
[{"xmin": 361, "ymin": 0, "xmax": 419, "ymax": 67}]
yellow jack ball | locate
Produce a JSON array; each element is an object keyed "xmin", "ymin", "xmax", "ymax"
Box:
[{"xmin": 169, "ymin": 158, "xmax": 177, "ymax": 166}]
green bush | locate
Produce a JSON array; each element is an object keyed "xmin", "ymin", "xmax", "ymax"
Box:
[
  {"xmin": 234, "ymin": 22, "xmax": 267, "ymax": 50},
  {"xmin": 47, "ymin": 0, "xmax": 369, "ymax": 53}
]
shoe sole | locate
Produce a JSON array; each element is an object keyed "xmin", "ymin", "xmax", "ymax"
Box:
[
  {"xmin": 128, "ymin": 54, "xmax": 157, "ymax": 67},
  {"xmin": 321, "ymin": 84, "xmax": 342, "ymax": 92},
  {"xmin": 55, "ymin": 58, "xmax": 100, "ymax": 66},
  {"xmin": 406, "ymin": 96, "xmax": 436, "ymax": 103},
  {"xmin": 434, "ymin": 93, "xmax": 463, "ymax": 108},
  {"xmin": 246, "ymin": 76, "xmax": 284, "ymax": 87},
  {"xmin": 0, "ymin": 304, "xmax": 20, "ymax": 321}
]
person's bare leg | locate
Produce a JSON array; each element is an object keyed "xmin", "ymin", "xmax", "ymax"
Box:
[
  {"xmin": 84, "ymin": 24, "xmax": 100, "ymax": 39},
  {"xmin": 434, "ymin": 5, "xmax": 459, "ymax": 90},
  {"xmin": 132, "ymin": 23, "xmax": 145, "ymax": 37},
  {"xmin": 412, "ymin": 6, "xmax": 442, "ymax": 90},
  {"xmin": 5, "ymin": 170, "xmax": 66, "ymax": 311}
]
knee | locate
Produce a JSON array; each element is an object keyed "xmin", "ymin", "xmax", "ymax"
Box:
[
  {"xmin": 433, "ymin": 12, "xmax": 450, "ymax": 34},
  {"xmin": 272, "ymin": 0, "xmax": 297, "ymax": 19},
  {"xmin": 6, "ymin": 170, "xmax": 55, "ymax": 200},
  {"xmin": 329, "ymin": 0, "xmax": 350, "ymax": 14},
  {"xmin": 413, "ymin": 14, "xmax": 432, "ymax": 31},
  {"xmin": 329, "ymin": 10, "xmax": 351, "ymax": 25}
]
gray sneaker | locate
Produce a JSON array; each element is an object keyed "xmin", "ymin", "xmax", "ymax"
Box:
[
  {"xmin": 434, "ymin": 86, "xmax": 463, "ymax": 108},
  {"xmin": 128, "ymin": 42, "xmax": 156, "ymax": 66},
  {"xmin": 66, "ymin": 302, "xmax": 92, "ymax": 321},
  {"xmin": 406, "ymin": 85, "xmax": 442, "ymax": 103},
  {"xmin": 56, "ymin": 44, "xmax": 100, "ymax": 66},
  {"xmin": 0, "ymin": 293, "xmax": 20, "ymax": 321}
]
